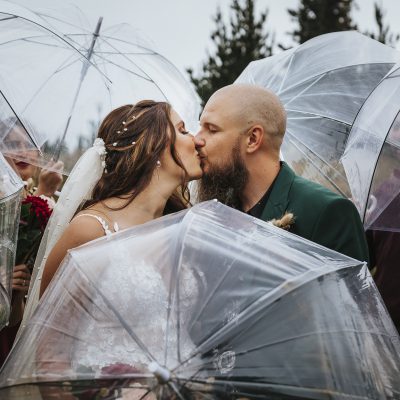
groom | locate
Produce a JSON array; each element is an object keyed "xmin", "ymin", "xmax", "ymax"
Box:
[{"xmin": 194, "ymin": 83, "xmax": 369, "ymax": 263}]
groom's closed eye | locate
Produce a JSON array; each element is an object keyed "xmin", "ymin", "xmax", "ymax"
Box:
[{"xmin": 200, "ymin": 122, "xmax": 217, "ymax": 132}]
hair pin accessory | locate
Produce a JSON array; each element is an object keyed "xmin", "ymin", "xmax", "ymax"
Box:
[{"xmin": 112, "ymin": 142, "xmax": 118, "ymax": 147}]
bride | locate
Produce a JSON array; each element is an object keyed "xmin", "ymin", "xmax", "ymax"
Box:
[
  {"xmin": 20, "ymin": 100, "xmax": 202, "ymax": 327},
  {"xmin": 0, "ymin": 100, "xmax": 203, "ymax": 399}
]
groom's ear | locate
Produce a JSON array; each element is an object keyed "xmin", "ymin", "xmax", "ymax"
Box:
[{"xmin": 245, "ymin": 125, "xmax": 264, "ymax": 154}]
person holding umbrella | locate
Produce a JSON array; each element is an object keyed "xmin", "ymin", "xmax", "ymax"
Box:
[
  {"xmin": 0, "ymin": 151, "xmax": 62, "ymax": 365},
  {"xmin": 194, "ymin": 84, "xmax": 369, "ymax": 263}
]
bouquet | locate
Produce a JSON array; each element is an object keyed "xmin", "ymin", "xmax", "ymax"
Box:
[{"xmin": 15, "ymin": 195, "xmax": 52, "ymax": 268}]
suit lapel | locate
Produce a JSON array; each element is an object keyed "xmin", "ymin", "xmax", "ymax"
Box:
[{"xmin": 260, "ymin": 162, "xmax": 295, "ymax": 222}]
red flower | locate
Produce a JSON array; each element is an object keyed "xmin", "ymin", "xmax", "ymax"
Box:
[
  {"xmin": 100, "ymin": 363, "xmax": 141, "ymax": 377},
  {"xmin": 16, "ymin": 195, "xmax": 53, "ymax": 266},
  {"xmin": 22, "ymin": 195, "xmax": 52, "ymax": 231}
]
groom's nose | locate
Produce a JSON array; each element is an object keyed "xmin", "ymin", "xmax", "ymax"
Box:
[{"xmin": 193, "ymin": 135, "xmax": 205, "ymax": 148}]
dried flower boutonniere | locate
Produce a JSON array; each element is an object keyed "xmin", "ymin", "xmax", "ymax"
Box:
[{"xmin": 269, "ymin": 211, "xmax": 295, "ymax": 230}]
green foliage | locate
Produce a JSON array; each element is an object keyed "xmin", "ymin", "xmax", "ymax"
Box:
[
  {"xmin": 365, "ymin": 2, "xmax": 399, "ymax": 47},
  {"xmin": 287, "ymin": 0, "xmax": 357, "ymax": 44},
  {"xmin": 187, "ymin": 0, "xmax": 274, "ymax": 106}
]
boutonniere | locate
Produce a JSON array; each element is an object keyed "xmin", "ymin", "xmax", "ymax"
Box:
[{"xmin": 269, "ymin": 211, "xmax": 295, "ymax": 230}]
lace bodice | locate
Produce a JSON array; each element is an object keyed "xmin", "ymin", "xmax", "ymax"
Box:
[{"xmin": 72, "ymin": 247, "xmax": 198, "ymax": 375}]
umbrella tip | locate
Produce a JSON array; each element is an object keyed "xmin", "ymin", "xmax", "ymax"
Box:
[{"xmin": 148, "ymin": 361, "xmax": 171, "ymax": 384}]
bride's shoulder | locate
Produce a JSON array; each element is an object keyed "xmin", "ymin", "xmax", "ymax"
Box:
[{"xmin": 63, "ymin": 213, "xmax": 107, "ymax": 246}]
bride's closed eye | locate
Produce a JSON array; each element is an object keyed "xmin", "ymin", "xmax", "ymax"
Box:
[{"xmin": 178, "ymin": 124, "xmax": 190, "ymax": 135}]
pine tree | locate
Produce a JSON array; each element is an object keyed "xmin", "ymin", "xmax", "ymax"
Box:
[
  {"xmin": 365, "ymin": 2, "xmax": 399, "ymax": 47},
  {"xmin": 288, "ymin": 0, "xmax": 357, "ymax": 44},
  {"xmin": 187, "ymin": 0, "xmax": 274, "ymax": 106}
]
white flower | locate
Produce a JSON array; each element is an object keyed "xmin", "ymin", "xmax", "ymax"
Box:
[{"xmin": 93, "ymin": 138, "xmax": 106, "ymax": 156}]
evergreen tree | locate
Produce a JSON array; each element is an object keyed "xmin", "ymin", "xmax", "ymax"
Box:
[
  {"xmin": 187, "ymin": 0, "xmax": 274, "ymax": 106},
  {"xmin": 287, "ymin": 0, "xmax": 357, "ymax": 44},
  {"xmin": 365, "ymin": 2, "xmax": 399, "ymax": 47}
]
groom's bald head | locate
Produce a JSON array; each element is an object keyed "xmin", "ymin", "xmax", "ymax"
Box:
[{"xmin": 205, "ymin": 84, "xmax": 287, "ymax": 154}]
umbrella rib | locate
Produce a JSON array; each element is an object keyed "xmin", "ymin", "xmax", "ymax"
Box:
[
  {"xmin": 277, "ymin": 50, "xmax": 296, "ymax": 93},
  {"xmin": 279, "ymin": 62, "xmax": 395, "ymax": 95},
  {"xmin": 137, "ymin": 387, "xmax": 155, "ymax": 400},
  {"xmin": 0, "ymin": 90, "xmax": 41, "ymax": 150},
  {"xmin": 0, "ymin": 15, "xmax": 18, "ymax": 22},
  {"xmin": 99, "ymin": 34, "xmax": 159, "ymax": 54},
  {"xmin": 186, "ymin": 258, "xmax": 237, "ymax": 332},
  {"xmin": 89, "ymin": 50, "xmax": 156, "ymax": 55},
  {"xmin": 0, "ymin": 35, "xmax": 70, "ymax": 49},
  {"xmin": 284, "ymin": 73, "xmax": 325, "ymax": 107},
  {"xmin": 166, "ymin": 210, "xmax": 199, "ymax": 365},
  {"xmin": 91, "ymin": 51, "xmax": 154, "ymax": 82},
  {"xmin": 215, "ymin": 328, "xmax": 400, "ymax": 359},
  {"xmin": 286, "ymin": 108, "xmax": 350, "ymax": 125},
  {"xmin": 168, "ymin": 380, "xmax": 188, "ymax": 400},
  {"xmin": 95, "ymin": 36, "xmax": 169, "ymax": 100},
  {"xmin": 283, "ymin": 131, "xmax": 348, "ymax": 196},
  {"xmin": 54, "ymin": 34, "xmax": 156, "ymax": 55},
  {"xmin": 37, "ymin": 12, "xmax": 92, "ymax": 33}
]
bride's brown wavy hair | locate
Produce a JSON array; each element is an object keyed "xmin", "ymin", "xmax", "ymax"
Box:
[{"xmin": 83, "ymin": 100, "xmax": 190, "ymax": 214}]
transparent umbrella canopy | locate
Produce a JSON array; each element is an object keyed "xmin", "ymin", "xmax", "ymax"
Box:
[
  {"xmin": 236, "ymin": 31, "xmax": 400, "ymax": 199},
  {"xmin": 30, "ymin": 5, "xmax": 201, "ymax": 133},
  {"xmin": 342, "ymin": 63, "xmax": 400, "ymax": 232},
  {"xmin": 0, "ymin": 152, "xmax": 23, "ymax": 330},
  {"xmin": 0, "ymin": 2, "xmax": 200, "ymax": 174},
  {"xmin": 1, "ymin": 201, "xmax": 399, "ymax": 399}
]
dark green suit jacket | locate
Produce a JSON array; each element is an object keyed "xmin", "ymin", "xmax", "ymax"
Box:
[{"xmin": 260, "ymin": 162, "xmax": 369, "ymax": 264}]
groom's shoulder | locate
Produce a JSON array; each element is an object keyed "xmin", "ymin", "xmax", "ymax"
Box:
[
  {"xmin": 288, "ymin": 171, "xmax": 355, "ymax": 216},
  {"xmin": 292, "ymin": 173, "xmax": 340, "ymax": 201}
]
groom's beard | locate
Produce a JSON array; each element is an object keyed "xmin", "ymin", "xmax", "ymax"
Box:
[{"xmin": 197, "ymin": 148, "xmax": 249, "ymax": 210}]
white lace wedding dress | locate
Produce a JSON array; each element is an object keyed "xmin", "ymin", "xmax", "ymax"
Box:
[{"xmin": 71, "ymin": 235, "xmax": 198, "ymax": 376}]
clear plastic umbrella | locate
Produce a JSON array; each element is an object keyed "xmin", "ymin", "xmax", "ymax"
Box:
[
  {"xmin": 0, "ymin": 152, "xmax": 23, "ymax": 330},
  {"xmin": 0, "ymin": 1, "xmax": 200, "ymax": 174},
  {"xmin": 0, "ymin": 201, "xmax": 399, "ymax": 399},
  {"xmin": 341, "ymin": 63, "xmax": 400, "ymax": 232},
  {"xmin": 236, "ymin": 31, "xmax": 400, "ymax": 199}
]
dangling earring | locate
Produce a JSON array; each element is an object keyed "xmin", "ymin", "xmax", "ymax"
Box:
[{"xmin": 156, "ymin": 160, "xmax": 161, "ymax": 168}]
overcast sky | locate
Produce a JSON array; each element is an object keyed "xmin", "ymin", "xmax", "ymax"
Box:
[{"xmin": 8, "ymin": 0, "xmax": 400, "ymax": 77}]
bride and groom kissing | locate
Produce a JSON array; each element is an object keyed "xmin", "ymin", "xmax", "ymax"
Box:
[
  {"xmin": 0, "ymin": 83, "xmax": 373, "ymax": 400},
  {"xmin": 22, "ymin": 83, "xmax": 368, "ymax": 330}
]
